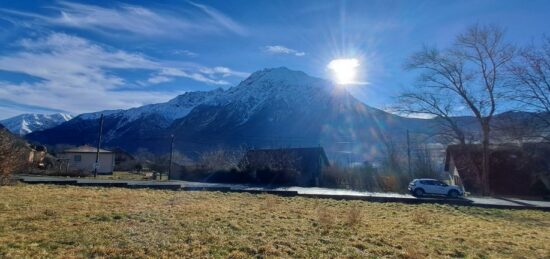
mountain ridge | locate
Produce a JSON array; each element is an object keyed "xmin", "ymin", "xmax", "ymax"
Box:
[
  {"xmin": 25, "ymin": 67, "xmax": 444, "ymax": 161},
  {"xmin": 1, "ymin": 113, "xmax": 73, "ymax": 136}
]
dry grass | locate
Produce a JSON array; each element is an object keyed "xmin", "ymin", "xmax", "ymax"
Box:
[
  {"xmin": 89, "ymin": 171, "xmax": 157, "ymax": 181},
  {"xmin": 346, "ymin": 206, "xmax": 362, "ymax": 227},
  {"xmin": 0, "ymin": 184, "xmax": 549, "ymax": 258}
]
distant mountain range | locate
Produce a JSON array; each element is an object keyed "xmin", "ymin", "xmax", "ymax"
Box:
[
  {"xmin": 21, "ymin": 67, "xmax": 542, "ymax": 162},
  {"xmin": 0, "ymin": 113, "xmax": 73, "ymax": 136},
  {"xmin": 24, "ymin": 68, "xmax": 433, "ymax": 161}
]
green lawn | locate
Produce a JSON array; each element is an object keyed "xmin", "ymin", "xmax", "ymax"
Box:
[{"xmin": 0, "ymin": 184, "xmax": 548, "ymax": 258}]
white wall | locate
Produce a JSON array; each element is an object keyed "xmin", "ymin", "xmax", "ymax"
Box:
[{"xmin": 60, "ymin": 152, "xmax": 115, "ymax": 174}]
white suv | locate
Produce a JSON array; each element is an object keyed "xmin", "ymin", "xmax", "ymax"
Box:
[{"xmin": 408, "ymin": 179, "xmax": 463, "ymax": 198}]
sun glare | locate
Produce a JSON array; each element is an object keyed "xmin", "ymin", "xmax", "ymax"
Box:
[{"xmin": 327, "ymin": 58, "xmax": 359, "ymax": 85}]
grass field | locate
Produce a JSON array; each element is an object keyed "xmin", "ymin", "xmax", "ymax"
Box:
[
  {"xmin": 90, "ymin": 171, "xmax": 155, "ymax": 181},
  {"xmin": 0, "ymin": 185, "xmax": 549, "ymax": 258}
]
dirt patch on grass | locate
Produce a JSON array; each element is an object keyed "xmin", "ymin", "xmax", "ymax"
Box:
[{"xmin": 0, "ymin": 185, "xmax": 549, "ymax": 258}]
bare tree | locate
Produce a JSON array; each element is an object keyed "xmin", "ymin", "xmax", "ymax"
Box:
[
  {"xmin": 396, "ymin": 91, "xmax": 467, "ymax": 145},
  {"xmin": 409, "ymin": 136, "xmax": 440, "ymax": 179},
  {"xmin": 401, "ymin": 24, "xmax": 515, "ymax": 194},
  {"xmin": 509, "ymin": 37, "xmax": 550, "ymax": 138},
  {"xmin": 199, "ymin": 147, "xmax": 247, "ymax": 171},
  {"xmin": 0, "ymin": 128, "xmax": 27, "ymax": 184},
  {"xmin": 379, "ymin": 133, "xmax": 405, "ymax": 176}
]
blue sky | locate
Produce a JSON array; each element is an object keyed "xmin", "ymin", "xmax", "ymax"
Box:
[{"xmin": 0, "ymin": 0, "xmax": 549, "ymax": 119}]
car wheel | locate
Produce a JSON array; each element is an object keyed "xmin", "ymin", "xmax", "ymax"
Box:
[
  {"xmin": 448, "ymin": 190, "xmax": 459, "ymax": 198},
  {"xmin": 414, "ymin": 188, "xmax": 424, "ymax": 197}
]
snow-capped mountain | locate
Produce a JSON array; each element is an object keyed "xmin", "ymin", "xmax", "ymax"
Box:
[
  {"xmin": 78, "ymin": 88, "xmax": 224, "ymax": 124},
  {"xmin": 168, "ymin": 67, "xmax": 430, "ymax": 159},
  {"xmin": 26, "ymin": 67, "xmax": 432, "ymax": 160},
  {"xmin": 1, "ymin": 113, "xmax": 73, "ymax": 135}
]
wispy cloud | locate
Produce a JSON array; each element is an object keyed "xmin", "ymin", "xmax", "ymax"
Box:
[
  {"xmin": 199, "ymin": 66, "xmax": 250, "ymax": 78},
  {"xmin": 173, "ymin": 50, "xmax": 198, "ymax": 57},
  {"xmin": 154, "ymin": 67, "xmax": 231, "ymax": 85},
  {"xmin": 147, "ymin": 75, "xmax": 173, "ymax": 84},
  {"xmin": 187, "ymin": 1, "xmax": 248, "ymax": 36},
  {"xmin": 0, "ymin": 33, "xmax": 247, "ymax": 117},
  {"xmin": 263, "ymin": 45, "xmax": 306, "ymax": 57},
  {"xmin": 0, "ymin": 1, "xmax": 247, "ymax": 38}
]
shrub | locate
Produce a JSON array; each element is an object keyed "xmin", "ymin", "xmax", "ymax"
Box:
[
  {"xmin": 346, "ymin": 206, "xmax": 362, "ymax": 226},
  {"xmin": 320, "ymin": 164, "xmax": 379, "ymax": 191},
  {"xmin": 198, "ymin": 148, "xmax": 245, "ymax": 171},
  {"xmin": 317, "ymin": 207, "xmax": 335, "ymax": 229},
  {"xmin": 0, "ymin": 128, "xmax": 27, "ymax": 185},
  {"xmin": 319, "ymin": 165, "xmax": 347, "ymax": 189},
  {"xmin": 411, "ymin": 211, "xmax": 430, "ymax": 225},
  {"xmin": 377, "ymin": 175, "xmax": 400, "ymax": 193},
  {"xmin": 25, "ymin": 167, "xmax": 91, "ymax": 178}
]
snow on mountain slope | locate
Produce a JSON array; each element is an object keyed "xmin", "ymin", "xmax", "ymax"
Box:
[
  {"xmin": 52, "ymin": 67, "xmax": 326, "ymax": 131},
  {"xmin": 76, "ymin": 88, "xmax": 225, "ymax": 128},
  {"xmin": 125, "ymin": 88, "xmax": 225, "ymax": 122},
  {"xmin": 0, "ymin": 113, "xmax": 73, "ymax": 135},
  {"xmin": 195, "ymin": 67, "xmax": 334, "ymax": 125}
]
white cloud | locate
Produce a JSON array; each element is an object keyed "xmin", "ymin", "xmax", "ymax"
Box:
[
  {"xmin": 199, "ymin": 66, "xmax": 250, "ymax": 78},
  {"xmin": 263, "ymin": 45, "xmax": 306, "ymax": 57},
  {"xmin": 147, "ymin": 75, "xmax": 173, "ymax": 84},
  {"xmin": 187, "ymin": 1, "xmax": 248, "ymax": 36},
  {"xmin": 155, "ymin": 68, "xmax": 231, "ymax": 85},
  {"xmin": 0, "ymin": 33, "xmax": 247, "ymax": 117},
  {"xmin": 0, "ymin": 1, "xmax": 247, "ymax": 38},
  {"xmin": 174, "ymin": 50, "xmax": 198, "ymax": 57}
]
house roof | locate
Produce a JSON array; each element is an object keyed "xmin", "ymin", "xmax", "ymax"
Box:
[
  {"xmin": 64, "ymin": 145, "xmax": 113, "ymax": 153},
  {"xmin": 112, "ymin": 147, "xmax": 135, "ymax": 160}
]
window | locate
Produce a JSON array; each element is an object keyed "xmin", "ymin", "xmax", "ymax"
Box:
[
  {"xmin": 74, "ymin": 155, "xmax": 81, "ymax": 162},
  {"xmin": 435, "ymin": 181, "xmax": 448, "ymax": 186}
]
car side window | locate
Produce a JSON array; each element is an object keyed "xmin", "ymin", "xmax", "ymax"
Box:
[{"xmin": 420, "ymin": 180, "xmax": 432, "ymax": 185}]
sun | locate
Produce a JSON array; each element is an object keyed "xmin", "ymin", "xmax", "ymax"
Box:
[{"xmin": 327, "ymin": 58, "xmax": 359, "ymax": 85}]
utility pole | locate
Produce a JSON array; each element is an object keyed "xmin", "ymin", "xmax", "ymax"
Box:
[
  {"xmin": 406, "ymin": 129, "xmax": 412, "ymax": 178},
  {"xmin": 168, "ymin": 134, "xmax": 175, "ymax": 180},
  {"xmin": 94, "ymin": 114, "xmax": 104, "ymax": 178}
]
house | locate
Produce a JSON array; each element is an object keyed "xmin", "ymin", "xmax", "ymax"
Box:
[
  {"xmin": 59, "ymin": 145, "xmax": 115, "ymax": 174},
  {"xmin": 240, "ymin": 147, "xmax": 330, "ymax": 186},
  {"xmin": 112, "ymin": 148, "xmax": 137, "ymax": 171},
  {"xmin": 27, "ymin": 144, "xmax": 47, "ymax": 167},
  {"xmin": 444, "ymin": 143, "xmax": 550, "ymax": 196}
]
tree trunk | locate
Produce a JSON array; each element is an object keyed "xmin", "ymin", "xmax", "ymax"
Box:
[
  {"xmin": 458, "ymin": 132, "xmax": 466, "ymax": 146},
  {"xmin": 481, "ymin": 124, "xmax": 491, "ymax": 195}
]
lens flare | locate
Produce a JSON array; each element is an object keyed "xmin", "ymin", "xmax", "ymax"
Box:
[{"xmin": 327, "ymin": 58, "xmax": 359, "ymax": 85}]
